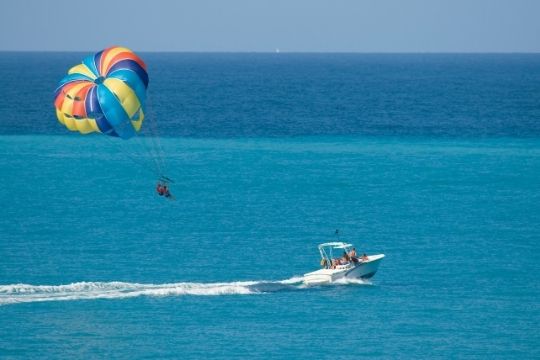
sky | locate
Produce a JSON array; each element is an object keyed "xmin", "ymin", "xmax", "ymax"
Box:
[{"xmin": 0, "ymin": 0, "xmax": 539, "ymax": 52}]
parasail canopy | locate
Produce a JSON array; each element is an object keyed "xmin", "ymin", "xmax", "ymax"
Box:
[{"xmin": 54, "ymin": 46, "xmax": 149, "ymax": 139}]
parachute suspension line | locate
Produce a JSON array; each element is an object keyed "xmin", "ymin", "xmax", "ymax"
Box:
[
  {"xmin": 145, "ymin": 93, "xmax": 167, "ymax": 174},
  {"xmin": 143, "ymin": 92, "xmax": 168, "ymax": 179},
  {"xmin": 99, "ymin": 132, "xmax": 160, "ymax": 177},
  {"xmin": 131, "ymin": 112, "xmax": 164, "ymax": 180},
  {"xmin": 101, "ymin": 135, "xmax": 157, "ymax": 176},
  {"xmin": 132, "ymin": 130, "xmax": 162, "ymax": 176}
]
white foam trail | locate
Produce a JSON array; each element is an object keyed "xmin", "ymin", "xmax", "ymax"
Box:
[
  {"xmin": 332, "ymin": 277, "xmax": 372, "ymax": 285},
  {"xmin": 0, "ymin": 275, "xmax": 370, "ymax": 306},
  {"xmin": 276, "ymin": 276, "xmax": 304, "ymax": 285},
  {"xmin": 0, "ymin": 277, "xmax": 304, "ymax": 306}
]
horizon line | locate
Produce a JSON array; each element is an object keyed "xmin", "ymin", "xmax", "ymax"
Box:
[{"xmin": 0, "ymin": 50, "xmax": 539, "ymax": 54}]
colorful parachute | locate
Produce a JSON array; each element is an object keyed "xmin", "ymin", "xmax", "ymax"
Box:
[{"xmin": 54, "ymin": 46, "xmax": 149, "ymax": 139}]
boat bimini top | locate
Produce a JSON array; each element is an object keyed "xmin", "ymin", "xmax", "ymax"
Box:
[{"xmin": 318, "ymin": 242, "xmax": 354, "ymax": 262}]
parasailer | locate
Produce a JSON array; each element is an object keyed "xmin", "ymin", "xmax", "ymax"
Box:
[
  {"xmin": 156, "ymin": 182, "xmax": 171, "ymax": 198},
  {"xmin": 156, "ymin": 176, "xmax": 174, "ymax": 199},
  {"xmin": 53, "ymin": 46, "xmax": 172, "ymax": 197}
]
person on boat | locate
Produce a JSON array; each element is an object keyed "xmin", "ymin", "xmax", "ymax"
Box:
[
  {"xmin": 361, "ymin": 253, "xmax": 369, "ymax": 261},
  {"xmin": 341, "ymin": 251, "xmax": 350, "ymax": 264},
  {"xmin": 349, "ymin": 247, "xmax": 359, "ymax": 263}
]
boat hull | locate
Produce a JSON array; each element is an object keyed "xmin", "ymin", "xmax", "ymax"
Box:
[{"xmin": 303, "ymin": 254, "xmax": 384, "ymax": 285}]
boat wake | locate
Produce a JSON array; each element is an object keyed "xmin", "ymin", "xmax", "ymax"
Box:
[
  {"xmin": 0, "ymin": 277, "xmax": 302, "ymax": 305},
  {"xmin": 0, "ymin": 276, "xmax": 370, "ymax": 306}
]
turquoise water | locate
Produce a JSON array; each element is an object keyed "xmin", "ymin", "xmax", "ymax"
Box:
[{"xmin": 1, "ymin": 54, "xmax": 539, "ymax": 358}]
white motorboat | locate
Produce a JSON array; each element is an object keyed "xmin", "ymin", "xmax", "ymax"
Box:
[{"xmin": 303, "ymin": 242, "xmax": 384, "ymax": 286}]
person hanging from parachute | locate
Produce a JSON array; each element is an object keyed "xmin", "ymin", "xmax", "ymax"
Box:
[
  {"xmin": 54, "ymin": 46, "xmax": 173, "ymax": 199},
  {"xmin": 156, "ymin": 182, "xmax": 166, "ymax": 196},
  {"xmin": 156, "ymin": 176, "xmax": 174, "ymax": 199}
]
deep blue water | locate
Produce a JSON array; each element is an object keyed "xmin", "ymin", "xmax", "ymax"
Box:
[{"xmin": 0, "ymin": 53, "xmax": 539, "ymax": 358}]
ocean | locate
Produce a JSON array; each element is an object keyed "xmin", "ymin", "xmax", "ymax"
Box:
[{"xmin": 0, "ymin": 53, "xmax": 539, "ymax": 358}]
